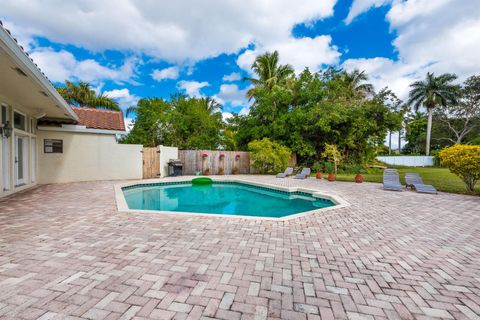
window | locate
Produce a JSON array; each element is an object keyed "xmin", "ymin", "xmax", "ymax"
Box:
[
  {"xmin": 44, "ymin": 139, "xmax": 63, "ymax": 153},
  {"xmin": 14, "ymin": 112, "xmax": 26, "ymax": 131}
]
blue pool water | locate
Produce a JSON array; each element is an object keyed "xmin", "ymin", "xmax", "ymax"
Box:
[{"xmin": 122, "ymin": 182, "xmax": 335, "ymax": 218}]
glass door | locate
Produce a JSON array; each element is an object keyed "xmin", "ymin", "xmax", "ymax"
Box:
[{"xmin": 15, "ymin": 136, "xmax": 27, "ymax": 186}]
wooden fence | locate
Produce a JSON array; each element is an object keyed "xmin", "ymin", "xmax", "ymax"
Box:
[{"xmin": 179, "ymin": 150, "xmax": 251, "ymax": 175}]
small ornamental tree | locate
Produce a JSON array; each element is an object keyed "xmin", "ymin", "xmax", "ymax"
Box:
[
  {"xmin": 439, "ymin": 145, "xmax": 480, "ymax": 192},
  {"xmin": 248, "ymin": 138, "xmax": 291, "ymax": 174},
  {"xmin": 322, "ymin": 144, "xmax": 341, "ymax": 174}
]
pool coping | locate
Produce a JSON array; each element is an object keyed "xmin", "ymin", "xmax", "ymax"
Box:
[{"xmin": 114, "ymin": 177, "xmax": 350, "ymax": 221}]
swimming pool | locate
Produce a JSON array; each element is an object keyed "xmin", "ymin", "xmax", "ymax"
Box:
[{"xmin": 122, "ymin": 181, "xmax": 336, "ymax": 218}]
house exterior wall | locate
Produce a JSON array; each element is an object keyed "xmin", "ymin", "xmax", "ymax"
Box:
[
  {"xmin": 0, "ymin": 98, "xmax": 38, "ymax": 198},
  {"xmin": 159, "ymin": 145, "xmax": 179, "ymax": 177},
  {"xmin": 37, "ymin": 130, "xmax": 142, "ymax": 184}
]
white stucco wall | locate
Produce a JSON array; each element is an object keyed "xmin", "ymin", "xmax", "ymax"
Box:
[
  {"xmin": 376, "ymin": 156, "xmax": 435, "ymax": 167},
  {"xmin": 159, "ymin": 145, "xmax": 179, "ymax": 177},
  {"xmin": 37, "ymin": 130, "xmax": 142, "ymax": 184}
]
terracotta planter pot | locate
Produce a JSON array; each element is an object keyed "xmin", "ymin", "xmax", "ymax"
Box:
[
  {"xmin": 316, "ymin": 172, "xmax": 323, "ymax": 179},
  {"xmin": 355, "ymin": 174, "xmax": 364, "ymax": 183},
  {"xmin": 203, "ymin": 169, "xmax": 210, "ymax": 176},
  {"xmin": 327, "ymin": 173, "xmax": 336, "ymax": 181}
]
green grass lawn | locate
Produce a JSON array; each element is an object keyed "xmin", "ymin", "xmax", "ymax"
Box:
[{"xmin": 332, "ymin": 167, "xmax": 479, "ymax": 195}]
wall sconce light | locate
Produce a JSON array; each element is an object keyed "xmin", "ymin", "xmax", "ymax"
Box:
[{"xmin": 0, "ymin": 121, "xmax": 12, "ymax": 138}]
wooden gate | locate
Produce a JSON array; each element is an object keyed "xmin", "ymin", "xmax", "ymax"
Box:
[{"xmin": 142, "ymin": 147, "xmax": 160, "ymax": 179}]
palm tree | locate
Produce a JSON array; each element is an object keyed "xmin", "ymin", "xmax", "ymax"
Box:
[
  {"xmin": 408, "ymin": 72, "xmax": 459, "ymax": 155},
  {"xmin": 56, "ymin": 81, "xmax": 120, "ymax": 111},
  {"xmin": 341, "ymin": 70, "xmax": 374, "ymax": 97},
  {"xmin": 202, "ymin": 97, "xmax": 222, "ymax": 113},
  {"xmin": 245, "ymin": 51, "xmax": 294, "ymax": 100}
]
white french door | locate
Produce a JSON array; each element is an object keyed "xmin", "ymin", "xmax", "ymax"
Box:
[
  {"xmin": 2, "ymin": 136, "xmax": 9, "ymax": 191},
  {"xmin": 15, "ymin": 136, "xmax": 27, "ymax": 186}
]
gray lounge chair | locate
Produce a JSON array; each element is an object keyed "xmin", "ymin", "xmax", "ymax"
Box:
[
  {"xmin": 276, "ymin": 167, "xmax": 294, "ymax": 178},
  {"xmin": 405, "ymin": 173, "xmax": 437, "ymax": 194},
  {"xmin": 383, "ymin": 172, "xmax": 403, "ymax": 191},
  {"xmin": 294, "ymin": 168, "xmax": 311, "ymax": 179}
]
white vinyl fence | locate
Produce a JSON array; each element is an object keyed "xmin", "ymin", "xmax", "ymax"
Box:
[{"xmin": 376, "ymin": 156, "xmax": 435, "ymax": 167}]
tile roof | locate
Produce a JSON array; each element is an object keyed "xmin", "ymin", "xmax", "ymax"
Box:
[{"xmin": 71, "ymin": 107, "xmax": 125, "ymax": 131}]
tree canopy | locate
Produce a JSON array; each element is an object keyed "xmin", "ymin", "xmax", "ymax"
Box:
[
  {"xmin": 232, "ymin": 64, "xmax": 403, "ymax": 164},
  {"xmin": 118, "ymin": 51, "xmax": 478, "ymax": 164},
  {"xmin": 121, "ymin": 95, "xmax": 224, "ymax": 149}
]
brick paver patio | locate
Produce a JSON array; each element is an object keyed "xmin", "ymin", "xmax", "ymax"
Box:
[{"xmin": 0, "ymin": 176, "xmax": 479, "ymax": 320}]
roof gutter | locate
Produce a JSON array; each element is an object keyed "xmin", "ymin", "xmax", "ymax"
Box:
[{"xmin": 0, "ymin": 22, "xmax": 79, "ymax": 121}]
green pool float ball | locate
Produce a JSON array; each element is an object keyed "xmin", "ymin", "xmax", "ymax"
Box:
[{"xmin": 192, "ymin": 177, "xmax": 213, "ymax": 185}]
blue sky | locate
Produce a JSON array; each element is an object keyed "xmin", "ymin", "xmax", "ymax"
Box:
[{"xmin": 1, "ymin": 0, "xmax": 479, "ymax": 144}]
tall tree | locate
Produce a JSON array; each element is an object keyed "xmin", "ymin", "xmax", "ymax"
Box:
[
  {"xmin": 56, "ymin": 81, "xmax": 120, "ymax": 111},
  {"xmin": 245, "ymin": 51, "xmax": 294, "ymax": 100},
  {"xmin": 436, "ymin": 74, "xmax": 480, "ymax": 144},
  {"xmin": 122, "ymin": 95, "xmax": 224, "ymax": 149},
  {"xmin": 407, "ymin": 72, "xmax": 459, "ymax": 155},
  {"xmin": 339, "ymin": 69, "xmax": 374, "ymax": 98}
]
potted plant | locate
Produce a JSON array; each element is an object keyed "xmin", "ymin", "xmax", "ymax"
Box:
[
  {"xmin": 354, "ymin": 165, "xmax": 364, "ymax": 183},
  {"xmin": 325, "ymin": 163, "xmax": 336, "ymax": 181},
  {"xmin": 355, "ymin": 173, "xmax": 364, "ymax": 183},
  {"xmin": 218, "ymin": 153, "xmax": 225, "ymax": 175},
  {"xmin": 232, "ymin": 166, "xmax": 239, "ymax": 174},
  {"xmin": 322, "ymin": 144, "xmax": 341, "ymax": 182},
  {"xmin": 204, "ymin": 167, "xmax": 210, "ymax": 176},
  {"xmin": 201, "ymin": 153, "xmax": 208, "ymax": 174},
  {"xmin": 312, "ymin": 162, "xmax": 323, "ymax": 179}
]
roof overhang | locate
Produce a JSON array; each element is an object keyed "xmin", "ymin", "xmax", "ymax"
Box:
[{"xmin": 0, "ymin": 24, "xmax": 78, "ymax": 121}]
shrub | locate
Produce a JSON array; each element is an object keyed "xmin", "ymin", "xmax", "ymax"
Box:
[
  {"xmin": 339, "ymin": 163, "xmax": 364, "ymax": 174},
  {"xmin": 248, "ymin": 138, "xmax": 291, "ymax": 174},
  {"xmin": 322, "ymin": 144, "xmax": 341, "ymax": 174},
  {"xmin": 439, "ymin": 145, "xmax": 480, "ymax": 192}
]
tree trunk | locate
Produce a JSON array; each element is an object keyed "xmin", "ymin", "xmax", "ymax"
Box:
[
  {"xmin": 388, "ymin": 131, "xmax": 392, "ymax": 155},
  {"xmin": 425, "ymin": 108, "xmax": 433, "ymax": 156},
  {"xmin": 398, "ymin": 129, "xmax": 401, "ymax": 154}
]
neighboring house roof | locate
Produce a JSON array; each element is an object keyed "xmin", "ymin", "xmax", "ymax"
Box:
[{"xmin": 71, "ymin": 107, "xmax": 125, "ymax": 131}]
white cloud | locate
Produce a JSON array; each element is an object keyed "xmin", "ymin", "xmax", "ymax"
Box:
[
  {"xmin": 151, "ymin": 66, "xmax": 179, "ymax": 81},
  {"xmin": 342, "ymin": 57, "xmax": 420, "ymax": 100},
  {"xmin": 343, "ymin": 0, "xmax": 480, "ymax": 100},
  {"xmin": 214, "ymin": 84, "xmax": 249, "ymax": 107},
  {"xmin": 29, "ymin": 47, "xmax": 137, "ymax": 84},
  {"xmin": 239, "ymin": 107, "xmax": 250, "ymax": 116},
  {"xmin": 222, "ymin": 112, "xmax": 233, "ymax": 121},
  {"xmin": 177, "ymin": 80, "xmax": 209, "ymax": 98},
  {"xmin": 123, "ymin": 117, "xmax": 134, "ymax": 132},
  {"xmin": 223, "ymin": 72, "xmax": 242, "ymax": 82},
  {"xmin": 103, "ymin": 88, "xmax": 140, "ymax": 111},
  {"xmin": 1, "ymin": 0, "xmax": 336, "ymax": 63},
  {"xmin": 237, "ymin": 35, "xmax": 340, "ymax": 74},
  {"xmin": 344, "ymin": 0, "xmax": 392, "ymax": 25}
]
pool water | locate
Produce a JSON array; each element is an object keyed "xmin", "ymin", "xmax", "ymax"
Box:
[{"xmin": 122, "ymin": 182, "xmax": 335, "ymax": 218}]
